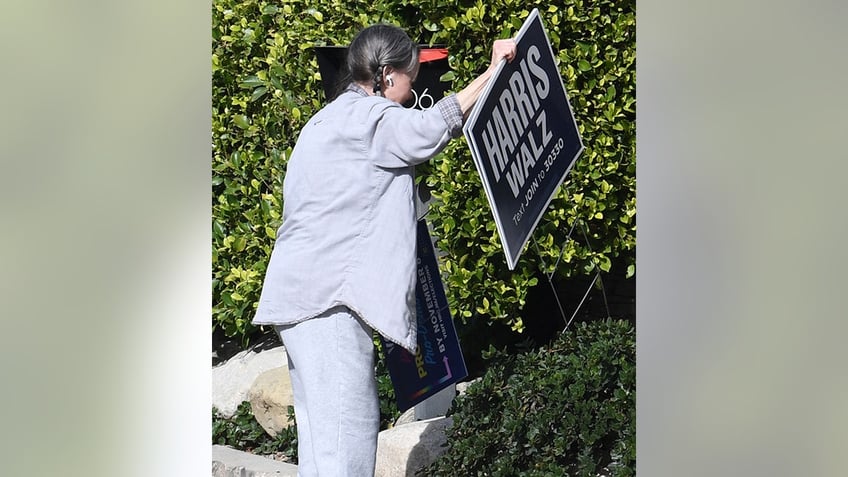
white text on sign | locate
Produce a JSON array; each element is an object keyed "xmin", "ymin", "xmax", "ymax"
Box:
[
  {"xmin": 512, "ymin": 137, "xmax": 565, "ymax": 225},
  {"xmin": 479, "ymin": 45, "xmax": 556, "ymax": 198}
]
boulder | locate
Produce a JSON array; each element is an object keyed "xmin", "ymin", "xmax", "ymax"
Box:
[
  {"xmin": 375, "ymin": 416, "xmax": 452, "ymax": 477},
  {"xmin": 212, "ymin": 445, "xmax": 298, "ymax": 477},
  {"xmin": 394, "ymin": 407, "xmax": 416, "ymax": 427},
  {"xmin": 212, "ymin": 346, "xmax": 287, "ymax": 418},
  {"xmin": 248, "ymin": 366, "xmax": 295, "ymax": 436}
]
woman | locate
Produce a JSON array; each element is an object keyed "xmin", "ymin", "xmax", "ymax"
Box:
[{"xmin": 253, "ymin": 23, "xmax": 516, "ymax": 476}]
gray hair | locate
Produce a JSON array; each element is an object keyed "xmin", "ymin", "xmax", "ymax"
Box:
[{"xmin": 334, "ymin": 24, "xmax": 419, "ymax": 98}]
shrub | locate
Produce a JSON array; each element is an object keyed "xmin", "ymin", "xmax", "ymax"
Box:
[
  {"xmin": 420, "ymin": 1, "xmax": 636, "ymax": 333},
  {"xmin": 422, "ymin": 319, "xmax": 635, "ymax": 476},
  {"xmin": 213, "ymin": 401, "xmax": 299, "ymax": 463}
]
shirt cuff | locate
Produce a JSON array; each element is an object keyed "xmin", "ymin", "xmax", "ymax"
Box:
[{"xmin": 436, "ymin": 94, "xmax": 464, "ymax": 138}]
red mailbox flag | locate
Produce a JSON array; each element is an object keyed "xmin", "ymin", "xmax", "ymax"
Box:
[{"xmin": 418, "ymin": 48, "xmax": 448, "ymax": 63}]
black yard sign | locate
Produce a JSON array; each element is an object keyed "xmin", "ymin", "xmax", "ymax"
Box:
[{"xmin": 464, "ymin": 9, "xmax": 584, "ymax": 269}]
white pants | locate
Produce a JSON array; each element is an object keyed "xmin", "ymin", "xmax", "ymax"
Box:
[{"xmin": 275, "ymin": 306, "xmax": 379, "ymax": 477}]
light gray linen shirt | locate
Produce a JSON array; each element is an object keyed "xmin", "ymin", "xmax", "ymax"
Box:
[{"xmin": 252, "ymin": 84, "xmax": 463, "ymax": 352}]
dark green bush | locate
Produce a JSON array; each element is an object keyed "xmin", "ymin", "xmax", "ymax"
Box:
[
  {"xmin": 422, "ymin": 319, "xmax": 635, "ymax": 476},
  {"xmin": 212, "ymin": 0, "xmax": 635, "ymax": 344},
  {"xmin": 213, "ymin": 401, "xmax": 299, "ymax": 462}
]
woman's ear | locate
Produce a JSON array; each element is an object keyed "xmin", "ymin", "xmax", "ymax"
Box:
[{"xmin": 382, "ymin": 66, "xmax": 396, "ymax": 87}]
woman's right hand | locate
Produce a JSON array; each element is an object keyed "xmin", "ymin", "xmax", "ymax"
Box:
[
  {"xmin": 489, "ymin": 38, "xmax": 517, "ymax": 71},
  {"xmin": 455, "ymin": 37, "xmax": 518, "ymax": 117}
]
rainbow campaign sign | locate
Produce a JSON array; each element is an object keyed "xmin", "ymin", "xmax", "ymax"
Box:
[
  {"xmin": 381, "ymin": 220, "xmax": 468, "ymax": 412},
  {"xmin": 464, "ymin": 9, "xmax": 584, "ymax": 269}
]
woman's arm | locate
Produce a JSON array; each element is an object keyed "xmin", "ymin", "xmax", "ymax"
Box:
[
  {"xmin": 368, "ymin": 38, "xmax": 518, "ymax": 168},
  {"xmin": 455, "ymin": 39, "xmax": 517, "ymax": 117}
]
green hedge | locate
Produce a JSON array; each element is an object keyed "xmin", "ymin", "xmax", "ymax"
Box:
[
  {"xmin": 422, "ymin": 319, "xmax": 635, "ymax": 476},
  {"xmin": 212, "ymin": 0, "xmax": 635, "ymax": 343}
]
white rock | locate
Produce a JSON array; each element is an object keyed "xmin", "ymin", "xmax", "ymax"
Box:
[
  {"xmin": 248, "ymin": 366, "xmax": 295, "ymax": 437},
  {"xmin": 394, "ymin": 407, "xmax": 416, "ymax": 427},
  {"xmin": 375, "ymin": 416, "xmax": 452, "ymax": 477},
  {"xmin": 212, "ymin": 346, "xmax": 287, "ymax": 418},
  {"xmin": 456, "ymin": 377, "xmax": 481, "ymax": 396},
  {"xmin": 212, "ymin": 445, "xmax": 297, "ymax": 477}
]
